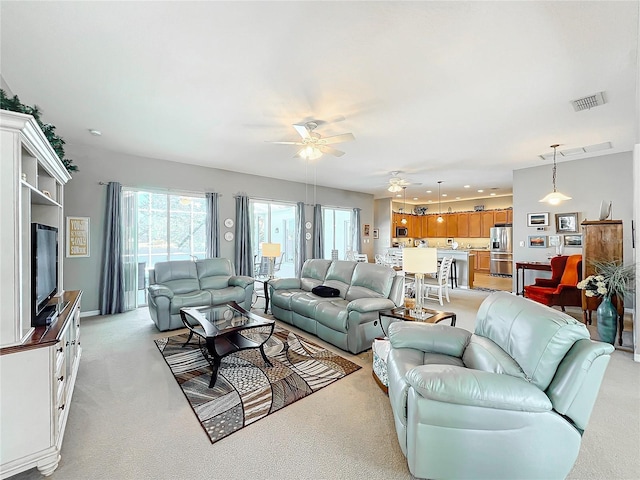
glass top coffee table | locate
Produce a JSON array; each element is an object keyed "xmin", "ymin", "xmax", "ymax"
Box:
[
  {"xmin": 378, "ymin": 306, "xmax": 457, "ymax": 336},
  {"xmin": 180, "ymin": 302, "xmax": 275, "ymax": 388}
]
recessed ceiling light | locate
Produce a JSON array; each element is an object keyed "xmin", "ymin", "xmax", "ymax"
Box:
[
  {"xmin": 426, "ymin": 190, "xmax": 432, "ymax": 193},
  {"xmin": 88, "ymin": 129, "xmax": 102, "ymax": 136},
  {"xmin": 464, "ymin": 185, "xmax": 470, "ymax": 188},
  {"xmin": 456, "ymin": 196, "xmax": 461, "ymax": 199},
  {"xmin": 477, "ymin": 189, "xmax": 484, "ymax": 193},
  {"xmin": 413, "ymin": 197, "xmax": 418, "ymax": 200},
  {"xmin": 490, "ymin": 193, "xmax": 496, "ymax": 196},
  {"xmin": 396, "ymin": 194, "xmax": 402, "ymax": 198},
  {"xmin": 428, "ymin": 200, "xmax": 433, "ymax": 203},
  {"xmin": 442, "ymin": 194, "xmax": 447, "ymax": 197}
]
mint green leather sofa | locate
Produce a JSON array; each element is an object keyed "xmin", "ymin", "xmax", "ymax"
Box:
[
  {"xmin": 147, "ymin": 258, "xmax": 254, "ymax": 331},
  {"xmin": 269, "ymin": 259, "xmax": 403, "ymax": 354},
  {"xmin": 387, "ymin": 291, "xmax": 614, "ymax": 480}
]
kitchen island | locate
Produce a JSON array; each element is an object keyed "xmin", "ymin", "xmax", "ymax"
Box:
[{"xmin": 386, "ymin": 247, "xmax": 478, "ymax": 289}]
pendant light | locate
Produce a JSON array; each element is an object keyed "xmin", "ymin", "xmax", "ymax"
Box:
[
  {"xmin": 401, "ymin": 187, "xmax": 408, "ymax": 224},
  {"xmin": 540, "ymin": 144, "xmax": 572, "ymax": 205},
  {"xmin": 436, "ymin": 181, "xmax": 444, "ymax": 223}
]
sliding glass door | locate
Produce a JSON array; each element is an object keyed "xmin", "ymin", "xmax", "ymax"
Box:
[
  {"xmin": 123, "ymin": 189, "xmax": 207, "ymax": 307},
  {"xmin": 322, "ymin": 207, "xmax": 353, "ymax": 260},
  {"xmin": 249, "ymin": 200, "xmax": 296, "ymax": 278}
]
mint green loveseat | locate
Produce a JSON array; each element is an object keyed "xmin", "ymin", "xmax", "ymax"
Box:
[
  {"xmin": 147, "ymin": 258, "xmax": 254, "ymax": 331},
  {"xmin": 387, "ymin": 291, "xmax": 614, "ymax": 480}
]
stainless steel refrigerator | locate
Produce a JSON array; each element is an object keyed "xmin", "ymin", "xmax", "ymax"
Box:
[{"xmin": 490, "ymin": 225, "xmax": 513, "ymax": 276}]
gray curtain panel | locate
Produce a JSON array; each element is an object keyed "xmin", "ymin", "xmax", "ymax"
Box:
[
  {"xmin": 99, "ymin": 182, "xmax": 125, "ymax": 315},
  {"xmin": 313, "ymin": 203, "xmax": 323, "ymax": 259},
  {"xmin": 295, "ymin": 201, "xmax": 306, "ymax": 276},
  {"xmin": 205, "ymin": 192, "xmax": 221, "ymax": 258},
  {"xmin": 352, "ymin": 207, "xmax": 362, "ymax": 254},
  {"xmin": 234, "ymin": 194, "xmax": 253, "ymax": 276}
]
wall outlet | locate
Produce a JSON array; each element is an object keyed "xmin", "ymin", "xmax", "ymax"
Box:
[{"xmin": 519, "ymin": 241, "xmax": 525, "ymax": 247}]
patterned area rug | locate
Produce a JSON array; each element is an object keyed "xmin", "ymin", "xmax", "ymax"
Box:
[{"xmin": 154, "ymin": 326, "xmax": 361, "ymax": 444}]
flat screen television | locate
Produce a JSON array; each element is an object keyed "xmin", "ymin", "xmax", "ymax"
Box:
[{"xmin": 31, "ymin": 223, "xmax": 58, "ymax": 326}]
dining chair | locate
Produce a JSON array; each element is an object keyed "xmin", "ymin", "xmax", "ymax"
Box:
[{"xmin": 422, "ymin": 256, "xmax": 454, "ymax": 306}]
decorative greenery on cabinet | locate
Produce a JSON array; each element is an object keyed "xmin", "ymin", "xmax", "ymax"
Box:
[{"xmin": 0, "ymin": 89, "xmax": 78, "ymax": 174}]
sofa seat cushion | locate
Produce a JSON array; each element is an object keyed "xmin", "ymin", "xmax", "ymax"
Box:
[
  {"xmin": 206, "ymin": 286, "xmax": 246, "ymax": 305},
  {"xmin": 290, "ymin": 292, "xmax": 335, "ymax": 318},
  {"xmin": 315, "ymin": 299, "xmax": 350, "ymax": 332},
  {"xmin": 169, "ymin": 290, "xmax": 212, "ymax": 314},
  {"xmin": 271, "ymin": 289, "xmax": 303, "ymax": 310}
]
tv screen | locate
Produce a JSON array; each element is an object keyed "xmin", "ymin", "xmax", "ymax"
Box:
[{"xmin": 32, "ymin": 223, "xmax": 58, "ymax": 324}]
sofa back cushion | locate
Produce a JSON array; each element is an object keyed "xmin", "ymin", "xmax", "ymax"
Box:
[
  {"xmin": 345, "ymin": 263, "xmax": 395, "ymax": 301},
  {"xmin": 153, "ymin": 260, "xmax": 200, "ymax": 294},
  {"xmin": 322, "ymin": 261, "xmax": 357, "ymax": 298},
  {"xmin": 475, "ymin": 292, "xmax": 589, "ymax": 390},
  {"xmin": 300, "ymin": 259, "xmax": 332, "ymax": 291},
  {"xmin": 196, "ymin": 258, "xmax": 234, "ymax": 289}
]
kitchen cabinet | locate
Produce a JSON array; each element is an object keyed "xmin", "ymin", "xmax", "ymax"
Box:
[
  {"xmin": 446, "ymin": 213, "xmax": 458, "ymax": 237},
  {"xmin": 481, "ymin": 211, "xmax": 495, "ymax": 237},
  {"xmin": 457, "ymin": 212, "xmax": 469, "ymax": 237},
  {"xmin": 494, "ymin": 210, "xmax": 509, "ymax": 224},
  {"xmin": 468, "ymin": 212, "xmax": 482, "ymax": 237},
  {"xmin": 473, "ymin": 250, "xmax": 491, "ymax": 272}
]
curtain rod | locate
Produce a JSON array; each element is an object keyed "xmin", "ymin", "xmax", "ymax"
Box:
[{"xmin": 98, "ymin": 182, "xmax": 220, "ymax": 197}]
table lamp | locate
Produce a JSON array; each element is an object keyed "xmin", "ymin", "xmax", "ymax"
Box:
[
  {"xmin": 403, "ymin": 247, "xmax": 438, "ymax": 319},
  {"xmin": 261, "ymin": 243, "xmax": 281, "ymax": 279}
]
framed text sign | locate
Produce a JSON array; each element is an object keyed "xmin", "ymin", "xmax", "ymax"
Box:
[{"xmin": 66, "ymin": 216, "xmax": 90, "ymax": 257}]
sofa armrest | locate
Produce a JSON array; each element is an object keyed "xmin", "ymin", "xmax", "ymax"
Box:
[
  {"xmin": 407, "ymin": 364, "xmax": 552, "ymax": 412},
  {"xmin": 270, "ymin": 277, "xmax": 301, "ymax": 290},
  {"xmin": 148, "ymin": 284, "xmax": 174, "ymax": 300},
  {"xmin": 389, "ymin": 321, "xmax": 471, "ymax": 358},
  {"xmin": 229, "ymin": 275, "xmax": 253, "ymax": 288},
  {"xmin": 347, "ymin": 297, "xmax": 395, "ymax": 313}
]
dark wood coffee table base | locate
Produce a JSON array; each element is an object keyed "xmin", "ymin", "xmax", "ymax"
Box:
[{"xmin": 180, "ymin": 302, "xmax": 275, "ymax": 388}]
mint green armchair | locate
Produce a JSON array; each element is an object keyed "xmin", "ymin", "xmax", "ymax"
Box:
[{"xmin": 387, "ymin": 292, "xmax": 614, "ymax": 480}]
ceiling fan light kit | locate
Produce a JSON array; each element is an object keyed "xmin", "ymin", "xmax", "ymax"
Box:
[
  {"xmin": 269, "ymin": 120, "xmax": 355, "ymax": 160},
  {"xmin": 540, "ymin": 144, "xmax": 572, "ymax": 205}
]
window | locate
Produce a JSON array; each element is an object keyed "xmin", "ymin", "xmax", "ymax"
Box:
[
  {"xmin": 323, "ymin": 207, "xmax": 353, "ymax": 260},
  {"xmin": 123, "ymin": 189, "xmax": 207, "ymax": 307},
  {"xmin": 249, "ymin": 200, "xmax": 296, "ymax": 277}
]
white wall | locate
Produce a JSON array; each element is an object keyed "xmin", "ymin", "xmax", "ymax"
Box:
[
  {"xmin": 62, "ymin": 144, "xmax": 374, "ymax": 312},
  {"xmin": 513, "ymin": 151, "xmax": 634, "ymax": 298}
]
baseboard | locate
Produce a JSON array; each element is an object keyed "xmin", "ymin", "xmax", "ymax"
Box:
[{"xmin": 80, "ymin": 310, "xmax": 100, "ymax": 318}]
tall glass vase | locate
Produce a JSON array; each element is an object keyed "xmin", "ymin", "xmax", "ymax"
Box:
[{"xmin": 596, "ymin": 295, "xmax": 618, "ymax": 345}]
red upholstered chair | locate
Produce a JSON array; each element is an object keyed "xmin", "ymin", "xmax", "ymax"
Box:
[{"xmin": 524, "ymin": 255, "xmax": 582, "ymax": 311}]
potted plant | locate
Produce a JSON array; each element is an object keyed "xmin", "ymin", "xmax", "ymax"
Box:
[{"xmin": 577, "ymin": 260, "xmax": 635, "ymax": 344}]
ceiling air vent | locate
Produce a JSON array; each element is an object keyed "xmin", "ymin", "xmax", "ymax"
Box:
[{"xmin": 571, "ymin": 92, "xmax": 606, "ymax": 112}]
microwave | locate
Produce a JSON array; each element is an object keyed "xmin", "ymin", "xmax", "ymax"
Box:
[{"xmin": 395, "ymin": 227, "xmax": 409, "ymax": 237}]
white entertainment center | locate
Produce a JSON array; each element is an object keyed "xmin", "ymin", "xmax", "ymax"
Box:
[{"xmin": 0, "ymin": 110, "xmax": 82, "ymax": 478}]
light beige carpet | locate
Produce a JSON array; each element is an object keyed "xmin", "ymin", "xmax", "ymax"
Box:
[{"xmin": 7, "ymin": 289, "xmax": 640, "ymax": 480}]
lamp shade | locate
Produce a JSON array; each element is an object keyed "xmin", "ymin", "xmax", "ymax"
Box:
[
  {"xmin": 261, "ymin": 243, "xmax": 281, "ymax": 258},
  {"xmin": 403, "ymin": 247, "xmax": 438, "ymax": 274}
]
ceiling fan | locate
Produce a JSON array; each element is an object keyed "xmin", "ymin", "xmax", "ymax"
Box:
[
  {"xmin": 268, "ymin": 121, "xmax": 355, "ymax": 160},
  {"xmin": 386, "ymin": 171, "xmax": 422, "ymax": 192}
]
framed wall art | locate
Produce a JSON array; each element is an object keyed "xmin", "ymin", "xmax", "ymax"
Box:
[
  {"xmin": 363, "ymin": 224, "xmax": 370, "ymax": 237},
  {"xmin": 528, "ymin": 235, "xmax": 547, "ymax": 248},
  {"xmin": 373, "ymin": 228, "xmax": 379, "ymax": 239},
  {"xmin": 563, "ymin": 234, "xmax": 582, "ymax": 247},
  {"xmin": 66, "ymin": 216, "xmax": 90, "ymax": 257},
  {"xmin": 555, "ymin": 212, "xmax": 579, "ymax": 233},
  {"xmin": 527, "ymin": 212, "xmax": 549, "ymax": 227},
  {"xmin": 548, "ymin": 235, "xmax": 561, "ymax": 247}
]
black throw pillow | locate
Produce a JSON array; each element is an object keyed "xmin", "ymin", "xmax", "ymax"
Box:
[{"xmin": 312, "ymin": 285, "xmax": 340, "ymax": 298}]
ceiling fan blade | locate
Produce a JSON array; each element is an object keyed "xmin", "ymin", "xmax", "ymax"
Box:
[
  {"xmin": 293, "ymin": 124, "xmax": 311, "ymax": 139},
  {"xmin": 319, "ymin": 145, "xmax": 345, "ymax": 157},
  {"xmin": 321, "ymin": 133, "xmax": 355, "ymax": 144}
]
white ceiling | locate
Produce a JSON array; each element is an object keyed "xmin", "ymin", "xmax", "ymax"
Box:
[{"xmin": 1, "ymin": 1, "xmax": 638, "ymax": 204}]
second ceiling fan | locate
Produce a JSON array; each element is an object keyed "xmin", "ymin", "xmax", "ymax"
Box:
[{"xmin": 269, "ymin": 121, "xmax": 355, "ymax": 160}]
